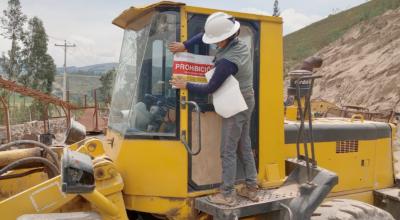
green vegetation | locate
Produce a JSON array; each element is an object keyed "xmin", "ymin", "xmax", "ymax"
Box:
[
  {"xmin": 99, "ymin": 68, "xmax": 116, "ymax": 104},
  {"xmin": 284, "ymin": 0, "xmax": 400, "ymax": 73},
  {"xmin": 0, "ymin": 0, "xmax": 26, "ymax": 80},
  {"xmin": 20, "ymin": 16, "xmax": 56, "ymax": 94},
  {"xmin": 54, "ymin": 74, "xmax": 101, "ymax": 105},
  {"xmin": 0, "ymin": 0, "xmax": 58, "ymax": 125}
]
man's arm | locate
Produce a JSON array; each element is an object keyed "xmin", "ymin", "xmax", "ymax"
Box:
[
  {"xmin": 187, "ymin": 59, "xmax": 238, "ymax": 94},
  {"xmin": 168, "ymin": 32, "xmax": 204, "ymax": 53},
  {"xmin": 183, "ymin": 32, "xmax": 204, "ymax": 49}
]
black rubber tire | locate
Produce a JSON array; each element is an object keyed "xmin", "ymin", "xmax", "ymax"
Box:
[{"xmin": 311, "ymin": 199, "xmax": 394, "ymax": 220}]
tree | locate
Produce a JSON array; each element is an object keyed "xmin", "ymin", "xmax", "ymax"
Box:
[
  {"xmin": 273, "ymin": 0, "xmax": 280, "ymax": 17},
  {"xmin": 99, "ymin": 68, "xmax": 116, "ymax": 103},
  {"xmin": 0, "ymin": 0, "xmax": 27, "ymax": 80},
  {"xmin": 21, "ymin": 17, "xmax": 56, "ymax": 94}
]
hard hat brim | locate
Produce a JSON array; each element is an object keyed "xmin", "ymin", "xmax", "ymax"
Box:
[{"xmin": 202, "ymin": 21, "xmax": 240, "ymax": 44}]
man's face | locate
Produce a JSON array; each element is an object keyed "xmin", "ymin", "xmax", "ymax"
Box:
[{"xmin": 216, "ymin": 39, "xmax": 228, "ymax": 48}]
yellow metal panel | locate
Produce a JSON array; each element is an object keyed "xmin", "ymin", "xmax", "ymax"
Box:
[
  {"xmin": 262, "ymin": 164, "xmax": 284, "ymax": 187},
  {"xmin": 104, "ymin": 129, "xmax": 125, "ymax": 161},
  {"xmin": 0, "ymin": 169, "xmax": 48, "ymax": 201},
  {"xmin": 285, "ymin": 137, "xmax": 394, "ymax": 193},
  {"xmin": 30, "ymin": 182, "xmax": 66, "ymax": 211},
  {"xmin": 124, "ymin": 195, "xmax": 193, "ymax": 219},
  {"xmin": 285, "ymin": 141, "xmax": 374, "ymax": 192},
  {"xmin": 0, "ymin": 177, "xmax": 75, "ymax": 219},
  {"xmin": 115, "ymin": 139, "xmax": 188, "ymax": 198},
  {"xmin": 184, "ymin": 6, "xmax": 282, "ymax": 23},
  {"xmin": 374, "ymin": 138, "xmax": 394, "ymax": 189},
  {"xmin": 285, "ymin": 106, "xmax": 297, "ymax": 121},
  {"xmin": 180, "ymin": 5, "xmax": 189, "ymax": 147},
  {"xmin": 328, "ymin": 190, "xmax": 374, "ymax": 204},
  {"xmin": 258, "ymin": 20, "xmax": 286, "ymax": 188},
  {"xmin": 112, "ymin": 1, "xmax": 185, "ymax": 29}
]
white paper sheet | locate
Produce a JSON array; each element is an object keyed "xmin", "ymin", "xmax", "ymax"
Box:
[{"xmin": 205, "ymin": 68, "xmax": 248, "ymax": 118}]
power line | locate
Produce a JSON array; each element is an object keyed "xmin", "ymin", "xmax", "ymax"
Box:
[{"xmin": 55, "ymin": 40, "xmax": 76, "ymax": 101}]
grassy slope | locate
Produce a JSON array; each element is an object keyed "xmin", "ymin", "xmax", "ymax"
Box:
[
  {"xmin": 283, "ymin": 0, "xmax": 400, "ymax": 72},
  {"xmin": 54, "ymin": 74, "xmax": 101, "ymax": 105},
  {"xmin": 54, "ymin": 74, "xmax": 101, "ymax": 94}
]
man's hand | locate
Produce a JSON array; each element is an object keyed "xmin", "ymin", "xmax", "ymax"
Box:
[
  {"xmin": 168, "ymin": 42, "xmax": 186, "ymax": 53},
  {"xmin": 169, "ymin": 78, "xmax": 188, "ymax": 89}
]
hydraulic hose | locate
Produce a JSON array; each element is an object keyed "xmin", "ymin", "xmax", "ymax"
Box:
[
  {"xmin": 0, "ymin": 157, "xmax": 59, "ymax": 178},
  {"xmin": 0, "ymin": 167, "xmax": 44, "ymax": 180},
  {"xmin": 0, "ymin": 140, "xmax": 59, "ymax": 168}
]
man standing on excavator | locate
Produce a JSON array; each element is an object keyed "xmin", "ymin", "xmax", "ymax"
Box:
[{"xmin": 169, "ymin": 12, "xmax": 258, "ymax": 206}]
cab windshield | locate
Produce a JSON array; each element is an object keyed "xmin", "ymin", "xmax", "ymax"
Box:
[{"xmin": 109, "ymin": 10, "xmax": 179, "ymax": 138}]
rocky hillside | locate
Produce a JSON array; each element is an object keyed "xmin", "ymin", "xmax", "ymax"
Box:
[
  {"xmin": 311, "ymin": 8, "xmax": 400, "ymax": 112},
  {"xmin": 284, "ymin": 0, "xmax": 400, "ymax": 73}
]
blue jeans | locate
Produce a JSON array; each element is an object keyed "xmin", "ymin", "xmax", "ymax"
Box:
[{"xmin": 220, "ymin": 89, "xmax": 258, "ymax": 196}]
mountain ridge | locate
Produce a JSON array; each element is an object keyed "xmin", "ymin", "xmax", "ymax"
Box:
[{"xmin": 56, "ymin": 62, "xmax": 117, "ymax": 75}]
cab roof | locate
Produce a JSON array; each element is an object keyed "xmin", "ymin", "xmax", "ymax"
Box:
[
  {"xmin": 112, "ymin": 1, "xmax": 184, "ymax": 29},
  {"xmin": 112, "ymin": 1, "xmax": 281, "ymax": 30}
]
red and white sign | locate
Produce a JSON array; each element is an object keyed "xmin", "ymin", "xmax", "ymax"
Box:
[{"xmin": 172, "ymin": 52, "xmax": 214, "ymax": 83}]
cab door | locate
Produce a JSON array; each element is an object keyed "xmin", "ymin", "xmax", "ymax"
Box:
[{"xmin": 181, "ymin": 11, "xmax": 261, "ymax": 191}]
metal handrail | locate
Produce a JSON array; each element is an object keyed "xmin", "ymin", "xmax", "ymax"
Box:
[
  {"xmin": 279, "ymin": 203, "xmax": 294, "ymax": 220},
  {"xmin": 180, "ymin": 100, "xmax": 202, "ymax": 156},
  {"xmin": 294, "ymin": 75, "xmax": 321, "ymax": 182}
]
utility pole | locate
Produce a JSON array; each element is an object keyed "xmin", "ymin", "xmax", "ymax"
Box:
[{"xmin": 55, "ymin": 40, "xmax": 76, "ymax": 101}]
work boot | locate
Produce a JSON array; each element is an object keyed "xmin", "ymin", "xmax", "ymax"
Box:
[
  {"xmin": 237, "ymin": 185, "xmax": 260, "ymax": 202},
  {"xmin": 207, "ymin": 193, "xmax": 236, "ymax": 206}
]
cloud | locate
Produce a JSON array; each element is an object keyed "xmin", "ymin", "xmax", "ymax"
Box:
[
  {"xmin": 281, "ymin": 8, "xmax": 324, "ymax": 35},
  {"xmin": 226, "ymin": 7, "xmax": 324, "ymax": 36},
  {"xmin": 240, "ymin": 7, "xmax": 270, "ymax": 16},
  {"xmin": 49, "ymin": 34, "xmax": 119, "ymax": 67},
  {"xmin": 69, "ymin": 35, "xmax": 96, "ymax": 46}
]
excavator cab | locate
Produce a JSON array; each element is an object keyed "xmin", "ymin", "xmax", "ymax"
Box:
[
  {"xmin": 108, "ymin": 1, "xmax": 263, "ymax": 191},
  {"xmin": 105, "ymin": 1, "xmax": 337, "ymax": 219}
]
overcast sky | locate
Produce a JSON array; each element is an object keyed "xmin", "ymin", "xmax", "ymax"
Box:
[{"xmin": 0, "ymin": 0, "xmax": 365, "ymax": 67}]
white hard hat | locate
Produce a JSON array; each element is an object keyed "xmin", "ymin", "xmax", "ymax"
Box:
[{"xmin": 202, "ymin": 12, "xmax": 240, "ymax": 44}]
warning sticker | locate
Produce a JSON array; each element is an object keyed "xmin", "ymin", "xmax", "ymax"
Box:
[{"xmin": 172, "ymin": 52, "xmax": 214, "ymax": 83}]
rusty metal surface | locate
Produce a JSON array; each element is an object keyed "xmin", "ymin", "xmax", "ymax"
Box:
[
  {"xmin": 0, "ymin": 96, "xmax": 11, "ymax": 143},
  {"xmin": 76, "ymin": 109, "xmax": 107, "ymax": 133},
  {"xmin": 0, "ymin": 76, "xmax": 77, "ymax": 110},
  {"xmin": 74, "ymin": 90, "xmax": 108, "ymax": 133}
]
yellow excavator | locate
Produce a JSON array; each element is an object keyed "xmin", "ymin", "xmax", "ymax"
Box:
[{"xmin": 0, "ymin": 1, "xmax": 399, "ymax": 219}]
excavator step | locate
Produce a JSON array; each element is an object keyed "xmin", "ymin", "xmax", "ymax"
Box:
[
  {"xmin": 195, "ymin": 188, "xmax": 296, "ymax": 219},
  {"xmin": 195, "ymin": 159, "xmax": 338, "ymax": 220}
]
